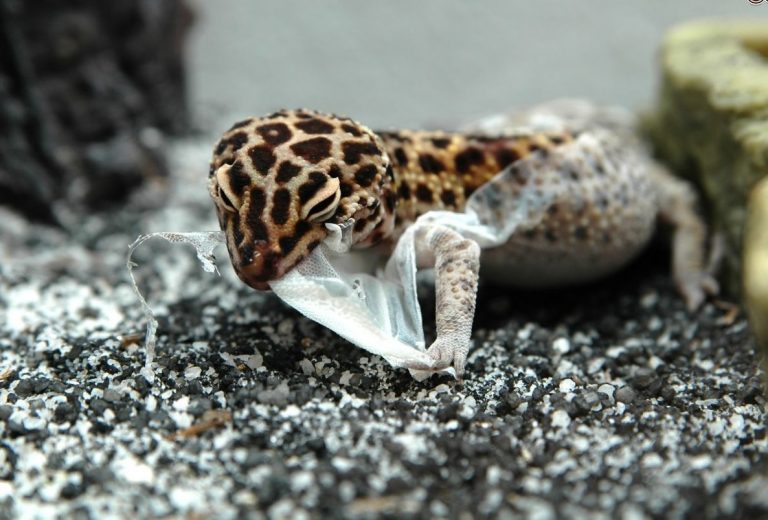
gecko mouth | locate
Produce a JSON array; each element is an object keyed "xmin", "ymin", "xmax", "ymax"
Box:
[
  {"xmin": 245, "ymin": 279, "xmax": 271, "ymax": 291},
  {"xmin": 235, "ymin": 242, "xmax": 316, "ymax": 291},
  {"xmin": 234, "ymin": 242, "xmax": 283, "ymax": 291}
]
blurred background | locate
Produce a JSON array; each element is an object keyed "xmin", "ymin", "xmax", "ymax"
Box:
[
  {"xmin": 188, "ymin": 0, "xmax": 759, "ymax": 133},
  {"xmin": 0, "ymin": 0, "xmax": 761, "ymax": 224}
]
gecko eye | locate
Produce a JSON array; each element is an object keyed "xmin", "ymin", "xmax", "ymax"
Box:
[
  {"xmin": 303, "ymin": 177, "xmax": 341, "ymax": 223},
  {"xmin": 217, "ymin": 185, "xmax": 237, "ymax": 213},
  {"xmin": 305, "ymin": 189, "xmax": 340, "ymax": 223}
]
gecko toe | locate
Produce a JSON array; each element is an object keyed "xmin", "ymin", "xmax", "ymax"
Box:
[
  {"xmin": 679, "ymin": 272, "xmax": 720, "ymax": 311},
  {"xmin": 425, "ymin": 341, "xmax": 452, "ymax": 370},
  {"xmin": 426, "ymin": 337, "xmax": 468, "ymax": 379},
  {"xmin": 453, "ymin": 353, "xmax": 467, "ymax": 380}
]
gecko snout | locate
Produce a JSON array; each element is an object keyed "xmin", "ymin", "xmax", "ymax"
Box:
[{"xmin": 234, "ymin": 222, "xmax": 329, "ymax": 291}]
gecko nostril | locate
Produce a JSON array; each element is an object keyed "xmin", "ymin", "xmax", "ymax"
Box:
[{"xmin": 262, "ymin": 244, "xmax": 281, "ymax": 257}]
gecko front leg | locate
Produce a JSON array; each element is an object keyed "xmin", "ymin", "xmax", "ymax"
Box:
[{"xmin": 414, "ymin": 224, "xmax": 481, "ymax": 378}]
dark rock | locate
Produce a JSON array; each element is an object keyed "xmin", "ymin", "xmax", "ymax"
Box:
[
  {"xmin": 0, "ymin": 0, "xmax": 192, "ymax": 222},
  {"xmin": 531, "ymin": 386, "xmax": 546, "ymax": 402},
  {"xmin": 661, "ymin": 386, "xmax": 677, "ymax": 402},
  {"xmin": 54, "ymin": 402, "xmax": 78, "ymax": 423},
  {"xmin": 393, "ymin": 399, "xmax": 414, "ymax": 412},
  {"xmin": 185, "ymin": 380, "xmax": 205, "ymax": 396},
  {"xmin": 89, "ymin": 398, "xmax": 109, "ymax": 416},
  {"xmin": 737, "ymin": 380, "xmax": 763, "ymax": 405},
  {"xmin": 187, "ymin": 398, "xmax": 212, "ymax": 416},
  {"xmin": 631, "ymin": 368, "xmax": 656, "ymax": 389},
  {"xmin": 0, "ymin": 443, "xmax": 17, "ymax": 480},
  {"xmin": 130, "ymin": 412, "xmax": 149, "ymax": 431},
  {"xmin": 113, "ymin": 404, "xmax": 133, "ymax": 422},
  {"xmin": 304, "ymin": 438, "xmax": 326, "ymax": 455},
  {"xmin": 8, "ymin": 420, "xmax": 31, "ymax": 436},
  {"xmin": 83, "ymin": 466, "xmax": 113, "ymax": 487},
  {"xmin": 102, "ymin": 389, "xmax": 121, "ymax": 403},
  {"xmin": 436, "ymin": 402, "xmax": 459, "ymax": 422},
  {"xmin": 47, "ymin": 381, "xmax": 67, "ymax": 394},
  {"xmin": 505, "ymin": 393, "xmax": 522, "ymax": 411},
  {"xmin": 14, "ymin": 378, "xmax": 46, "ymax": 397},
  {"xmin": 90, "ymin": 421, "xmax": 113, "ymax": 434},
  {"xmin": 65, "ymin": 342, "xmax": 84, "ymax": 360},
  {"xmin": 59, "ymin": 481, "xmax": 85, "ymax": 499},
  {"xmin": 573, "ymin": 391, "xmax": 601, "ymax": 414},
  {"xmin": 615, "ymin": 386, "xmax": 637, "ymax": 404},
  {"xmin": 133, "ymin": 376, "xmax": 151, "ymax": 394},
  {"xmin": 645, "ymin": 378, "xmax": 663, "ymax": 396}
]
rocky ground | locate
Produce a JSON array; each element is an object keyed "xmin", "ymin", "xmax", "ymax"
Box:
[{"xmin": 0, "ymin": 137, "xmax": 766, "ymax": 519}]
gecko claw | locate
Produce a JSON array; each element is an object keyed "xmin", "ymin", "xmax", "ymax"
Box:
[{"xmin": 426, "ymin": 337, "xmax": 468, "ymax": 380}]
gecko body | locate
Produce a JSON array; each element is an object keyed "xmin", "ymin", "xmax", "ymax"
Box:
[{"xmin": 208, "ymin": 106, "xmax": 717, "ymax": 376}]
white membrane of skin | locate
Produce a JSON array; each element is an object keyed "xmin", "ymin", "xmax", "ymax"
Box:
[
  {"xmin": 126, "ymin": 160, "xmax": 552, "ymax": 380},
  {"xmin": 126, "ymin": 231, "xmax": 225, "ymax": 382},
  {"xmin": 269, "ymin": 152, "xmax": 557, "ymax": 376}
]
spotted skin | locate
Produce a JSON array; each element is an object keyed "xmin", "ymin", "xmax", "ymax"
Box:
[
  {"xmin": 378, "ymin": 130, "xmax": 580, "ymax": 235},
  {"xmin": 209, "ymin": 108, "xmax": 717, "ymax": 377}
]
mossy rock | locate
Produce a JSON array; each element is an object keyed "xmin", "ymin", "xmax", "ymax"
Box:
[
  {"xmin": 745, "ymin": 177, "xmax": 768, "ymax": 358},
  {"xmin": 643, "ymin": 20, "xmax": 768, "ymax": 299}
]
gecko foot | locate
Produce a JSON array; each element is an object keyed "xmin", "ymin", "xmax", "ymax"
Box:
[
  {"xmin": 676, "ymin": 233, "xmax": 723, "ymax": 311},
  {"xmin": 676, "ymin": 271, "xmax": 720, "ymax": 311},
  {"xmin": 426, "ymin": 336, "xmax": 469, "ymax": 379}
]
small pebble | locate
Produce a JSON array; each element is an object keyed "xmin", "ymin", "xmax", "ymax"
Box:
[
  {"xmin": 597, "ymin": 384, "xmax": 615, "ymax": 401},
  {"xmin": 184, "ymin": 366, "xmax": 202, "ymax": 379},
  {"xmin": 552, "ymin": 337, "xmax": 571, "ymax": 354},
  {"xmin": 559, "ymin": 379, "xmax": 576, "ymax": 393},
  {"xmin": 551, "ymin": 409, "xmax": 572, "ymax": 429},
  {"xmin": 615, "ymin": 387, "xmax": 637, "ymax": 404},
  {"xmin": 103, "ymin": 389, "xmax": 121, "ymax": 403}
]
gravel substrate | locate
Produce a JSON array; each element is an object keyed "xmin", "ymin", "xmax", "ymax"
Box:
[{"xmin": 1, "ymin": 138, "xmax": 766, "ymax": 519}]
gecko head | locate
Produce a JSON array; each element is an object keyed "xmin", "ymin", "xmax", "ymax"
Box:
[{"xmin": 208, "ymin": 109, "xmax": 394, "ymax": 291}]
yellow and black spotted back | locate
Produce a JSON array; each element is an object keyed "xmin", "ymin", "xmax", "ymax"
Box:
[
  {"xmin": 209, "ymin": 109, "xmax": 574, "ymax": 289},
  {"xmin": 379, "ymin": 129, "xmax": 574, "ymax": 231}
]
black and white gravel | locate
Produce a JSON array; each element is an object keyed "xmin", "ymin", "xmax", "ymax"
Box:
[{"xmin": 1, "ymin": 138, "xmax": 766, "ymax": 519}]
